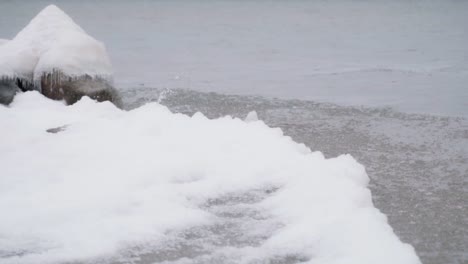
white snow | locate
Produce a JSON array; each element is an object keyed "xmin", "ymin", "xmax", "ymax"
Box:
[
  {"xmin": 0, "ymin": 39, "xmax": 8, "ymax": 46},
  {"xmin": 0, "ymin": 5, "xmax": 112, "ymax": 84},
  {"xmin": 0, "ymin": 92, "xmax": 421, "ymax": 264}
]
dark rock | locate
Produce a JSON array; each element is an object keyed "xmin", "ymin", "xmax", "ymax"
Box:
[
  {"xmin": 0, "ymin": 79, "xmax": 20, "ymax": 105},
  {"xmin": 16, "ymin": 77, "xmax": 35, "ymax": 92},
  {"xmin": 40, "ymin": 70, "xmax": 122, "ymax": 108},
  {"xmin": 0, "ymin": 76, "xmax": 43, "ymax": 105}
]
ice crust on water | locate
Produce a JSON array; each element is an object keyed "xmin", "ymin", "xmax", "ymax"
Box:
[
  {"xmin": 0, "ymin": 5, "xmax": 112, "ymax": 84},
  {"xmin": 0, "ymin": 92, "xmax": 421, "ymax": 264}
]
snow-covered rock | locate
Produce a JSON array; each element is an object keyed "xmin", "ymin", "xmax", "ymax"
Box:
[{"xmin": 0, "ymin": 5, "xmax": 117, "ymax": 106}]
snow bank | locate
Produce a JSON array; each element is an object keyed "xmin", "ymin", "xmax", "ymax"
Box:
[
  {"xmin": 0, "ymin": 39, "xmax": 8, "ymax": 46},
  {"xmin": 0, "ymin": 5, "xmax": 112, "ymax": 84},
  {"xmin": 0, "ymin": 92, "xmax": 420, "ymax": 264}
]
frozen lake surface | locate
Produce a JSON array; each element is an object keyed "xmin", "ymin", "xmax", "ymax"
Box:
[{"xmin": 1, "ymin": 0, "xmax": 467, "ymax": 116}]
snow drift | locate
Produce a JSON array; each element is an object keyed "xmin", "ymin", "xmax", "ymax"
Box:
[
  {"xmin": 0, "ymin": 5, "xmax": 115, "ymax": 105},
  {"xmin": 0, "ymin": 92, "xmax": 421, "ymax": 264}
]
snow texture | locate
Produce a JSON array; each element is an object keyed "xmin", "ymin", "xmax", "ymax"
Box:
[
  {"xmin": 0, "ymin": 92, "xmax": 421, "ymax": 264},
  {"xmin": 0, "ymin": 5, "xmax": 112, "ymax": 85},
  {"xmin": 0, "ymin": 39, "xmax": 8, "ymax": 46}
]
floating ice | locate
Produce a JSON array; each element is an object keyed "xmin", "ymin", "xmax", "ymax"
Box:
[{"xmin": 0, "ymin": 92, "xmax": 421, "ymax": 264}]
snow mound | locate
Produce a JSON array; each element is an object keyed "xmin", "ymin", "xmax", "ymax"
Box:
[
  {"xmin": 0, "ymin": 39, "xmax": 8, "ymax": 46},
  {"xmin": 0, "ymin": 92, "xmax": 421, "ymax": 264},
  {"xmin": 0, "ymin": 5, "xmax": 112, "ymax": 84}
]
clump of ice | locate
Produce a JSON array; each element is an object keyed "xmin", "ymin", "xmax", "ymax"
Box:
[
  {"xmin": 0, "ymin": 92, "xmax": 420, "ymax": 264},
  {"xmin": 0, "ymin": 5, "xmax": 112, "ymax": 85},
  {"xmin": 244, "ymin": 110, "xmax": 259, "ymax": 122}
]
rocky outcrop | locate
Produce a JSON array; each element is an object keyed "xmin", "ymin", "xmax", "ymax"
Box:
[
  {"xmin": 0, "ymin": 77, "xmax": 35, "ymax": 105},
  {"xmin": 0, "ymin": 5, "xmax": 120, "ymax": 107}
]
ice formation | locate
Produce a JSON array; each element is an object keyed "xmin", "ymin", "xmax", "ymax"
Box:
[
  {"xmin": 244, "ymin": 110, "xmax": 259, "ymax": 122},
  {"xmin": 0, "ymin": 5, "xmax": 114, "ymax": 105},
  {"xmin": 0, "ymin": 92, "xmax": 421, "ymax": 264}
]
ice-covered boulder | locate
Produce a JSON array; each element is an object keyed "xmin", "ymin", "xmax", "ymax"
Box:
[{"xmin": 0, "ymin": 5, "xmax": 119, "ymax": 106}]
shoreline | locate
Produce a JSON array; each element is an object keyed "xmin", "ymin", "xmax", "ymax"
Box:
[{"xmin": 121, "ymin": 87, "xmax": 467, "ymax": 264}]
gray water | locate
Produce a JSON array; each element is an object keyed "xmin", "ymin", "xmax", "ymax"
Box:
[{"xmin": 1, "ymin": 0, "xmax": 467, "ymax": 116}]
